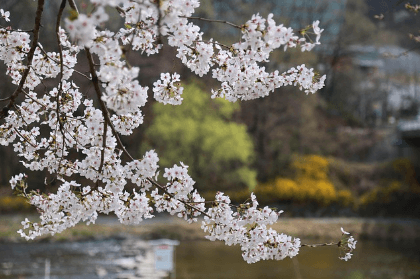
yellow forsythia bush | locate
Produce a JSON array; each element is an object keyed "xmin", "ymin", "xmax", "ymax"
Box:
[
  {"xmin": 256, "ymin": 154, "xmax": 340, "ymax": 206},
  {"xmin": 292, "ymin": 154, "xmax": 329, "ymax": 180},
  {"xmin": 336, "ymin": 189, "xmax": 354, "ymax": 207},
  {"xmin": 359, "ymin": 188, "xmax": 378, "ymax": 206},
  {"xmin": 274, "ymin": 178, "xmax": 299, "ymax": 200},
  {"xmin": 0, "ymin": 195, "xmax": 32, "ymax": 213},
  {"xmin": 359, "ymin": 180, "xmax": 402, "ymax": 206},
  {"xmin": 295, "ymin": 178, "xmax": 336, "ymax": 206},
  {"xmin": 392, "ymin": 158, "xmax": 420, "ymax": 194},
  {"xmin": 293, "ymin": 155, "xmax": 337, "ymax": 206}
]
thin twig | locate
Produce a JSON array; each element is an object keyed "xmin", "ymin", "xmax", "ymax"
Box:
[
  {"xmin": 0, "ymin": 97, "xmax": 11, "ymax": 102},
  {"xmin": 13, "ymin": 128, "xmax": 37, "ymax": 149},
  {"xmin": 22, "ymin": 91, "xmax": 47, "ymax": 110},
  {"xmin": 181, "ymin": 16, "xmax": 242, "ymax": 29},
  {"xmin": 115, "ymin": 6, "xmax": 125, "ymax": 16},
  {"xmin": 382, "ymin": 45, "xmax": 420, "ymax": 58},
  {"xmin": 0, "ymin": 27, "xmax": 34, "ymax": 33},
  {"xmin": 73, "ymin": 70, "xmax": 91, "ymax": 80},
  {"xmin": 197, "ymin": 40, "xmax": 230, "ymax": 49},
  {"xmin": 301, "ymin": 242, "xmax": 338, "ymax": 248},
  {"xmin": 146, "ymin": 178, "xmax": 211, "ymax": 217},
  {"xmin": 36, "ymin": 43, "xmax": 91, "ymax": 80}
]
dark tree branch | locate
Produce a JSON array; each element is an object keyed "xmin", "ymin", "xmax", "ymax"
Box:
[
  {"xmin": 0, "ymin": 0, "xmax": 45, "ymax": 119},
  {"xmin": 97, "ymin": 121, "xmax": 108, "ymax": 185},
  {"xmin": 68, "ymin": 0, "xmax": 79, "ymax": 14},
  {"xmin": 53, "ymin": 0, "xmax": 68, "ymax": 179},
  {"xmin": 55, "ymin": 0, "xmax": 67, "ymax": 137}
]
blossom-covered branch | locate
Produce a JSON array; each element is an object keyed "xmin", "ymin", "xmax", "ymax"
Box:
[
  {"xmin": 0, "ymin": 0, "xmax": 45, "ymax": 118},
  {"xmin": 0, "ymin": 0, "xmax": 356, "ymax": 264}
]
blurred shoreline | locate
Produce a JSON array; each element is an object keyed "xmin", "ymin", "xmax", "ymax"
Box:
[{"xmin": 1, "ymin": 214, "xmax": 419, "ymax": 244}]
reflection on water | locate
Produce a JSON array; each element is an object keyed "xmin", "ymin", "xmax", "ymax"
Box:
[
  {"xmin": 0, "ymin": 239, "xmax": 123, "ymax": 279},
  {"xmin": 0, "ymin": 238, "xmax": 419, "ymax": 279},
  {"xmin": 176, "ymin": 240, "xmax": 420, "ymax": 279}
]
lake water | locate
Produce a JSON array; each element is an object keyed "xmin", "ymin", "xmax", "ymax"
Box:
[{"xmin": 0, "ymin": 238, "xmax": 419, "ymax": 278}]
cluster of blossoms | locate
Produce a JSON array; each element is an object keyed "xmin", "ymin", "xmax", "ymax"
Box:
[
  {"xmin": 153, "ymin": 73, "xmax": 184, "ymax": 105},
  {"xmin": 1, "ymin": 30, "xmax": 77, "ymax": 90},
  {"xmin": 202, "ymin": 192, "xmax": 301, "ymax": 263},
  {"xmin": 151, "ymin": 163, "xmax": 205, "ymax": 223},
  {"xmin": 65, "ymin": 6, "xmax": 109, "ymax": 47},
  {"xmin": 339, "ymin": 227, "xmax": 358, "ymax": 261},
  {"xmin": 0, "ymin": 0, "xmax": 355, "ymax": 263}
]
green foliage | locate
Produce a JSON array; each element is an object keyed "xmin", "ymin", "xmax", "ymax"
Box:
[{"xmin": 142, "ymin": 81, "xmax": 256, "ymax": 191}]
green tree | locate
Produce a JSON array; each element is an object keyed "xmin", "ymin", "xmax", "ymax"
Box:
[{"xmin": 142, "ymin": 81, "xmax": 256, "ymax": 192}]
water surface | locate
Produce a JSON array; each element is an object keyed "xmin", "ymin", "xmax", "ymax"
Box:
[{"xmin": 1, "ymin": 238, "xmax": 419, "ymax": 278}]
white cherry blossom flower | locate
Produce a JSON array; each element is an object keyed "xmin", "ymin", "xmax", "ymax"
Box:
[
  {"xmin": 312, "ymin": 20, "xmax": 324, "ymax": 43},
  {"xmin": 340, "ymin": 252, "xmax": 353, "ymax": 261},
  {"xmin": 341, "ymin": 227, "xmax": 350, "ymax": 234},
  {"xmin": 0, "ymin": 9, "xmax": 10, "ymax": 22}
]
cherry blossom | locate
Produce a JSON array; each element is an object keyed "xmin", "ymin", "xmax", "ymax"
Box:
[
  {"xmin": 313, "ymin": 20, "xmax": 324, "ymax": 43},
  {"xmin": 153, "ymin": 73, "xmax": 184, "ymax": 105},
  {"xmin": 0, "ymin": 8, "xmax": 10, "ymax": 22},
  {"xmin": 341, "ymin": 227, "xmax": 350, "ymax": 235},
  {"xmin": 0, "ymin": 0, "xmax": 356, "ymax": 263},
  {"xmin": 338, "ymin": 228, "xmax": 357, "ymax": 261}
]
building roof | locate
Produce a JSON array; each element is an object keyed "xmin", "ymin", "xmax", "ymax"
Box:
[{"xmin": 348, "ymin": 45, "xmax": 420, "ymax": 75}]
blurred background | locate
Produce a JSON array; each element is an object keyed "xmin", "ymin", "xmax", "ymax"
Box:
[
  {"xmin": 1, "ymin": 0, "xmax": 420, "ymax": 278},
  {"xmin": 1, "ymin": 0, "xmax": 420, "ymax": 218}
]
